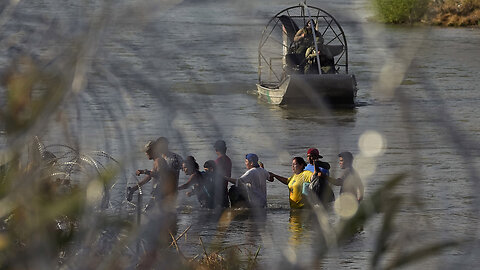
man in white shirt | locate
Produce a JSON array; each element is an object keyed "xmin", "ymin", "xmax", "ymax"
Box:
[{"xmin": 225, "ymin": 153, "xmax": 272, "ymax": 208}]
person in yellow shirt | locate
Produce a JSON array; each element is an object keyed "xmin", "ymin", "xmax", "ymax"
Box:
[{"xmin": 269, "ymin": 157, "xmax": 313, "ymax": 209}]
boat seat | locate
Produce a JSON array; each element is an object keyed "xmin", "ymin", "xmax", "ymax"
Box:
[
  {"xmin": 324, "ymin": 45, "xmax": 344, "ymax": 57},
  {"xmin": 285, "ymin": 53, "xmax": 306, "ymax": 74}
]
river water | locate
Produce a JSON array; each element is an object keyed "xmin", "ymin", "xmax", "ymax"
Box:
[{"xmin": 1, "ymin": 0, "xmax": 480, "ymax": 269}]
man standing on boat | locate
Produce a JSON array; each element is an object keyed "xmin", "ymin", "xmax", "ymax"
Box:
[{"xmin": 214, "ymin": 140, "xmax": 231, "ymax": 208}]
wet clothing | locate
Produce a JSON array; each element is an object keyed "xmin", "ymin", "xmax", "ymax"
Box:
[
  {"xmin": 215, "ymin": 155, "xmax": 232, "ymax": 207},
  {"xmin": 194, "ymin": 171, "xmax": 216, "ymax": 208},
  {"xmin": 228, "ymin": 185, "xmax": 249, "ymax": 208},
  {"xmin": 234, "ymin": 167, "xmax": 270, "ymax": 208},
  {"xmin": 287, "ymin": 170, "xmax": 313, "ymax": 209},
  {"xmin": 180, "ymin": 171, "xmax": 215, "ymax": 208}
]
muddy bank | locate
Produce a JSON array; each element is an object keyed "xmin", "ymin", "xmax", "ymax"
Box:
[{"xmin": 427, "ymin": 1, "xmax": 480, "ymax": 26}]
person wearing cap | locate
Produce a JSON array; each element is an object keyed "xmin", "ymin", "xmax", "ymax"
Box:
[
  {"xmin": 214, "ymin": 140, "xmax": 231, "ymax": 208},
  {"xmin": 309, "ymin": 160, "xmax": 335, "ymax": 206},
  {"xmin": 305, "ymin": 148, "xmax": 330, "ymax": 175},
  {"xmin": 328, "ymin": 151, "xmax": 364, "ymax": 201},
  {"xmin": 269, "ymin": 157, "xmax": 313, "ymax": 209},
  {"xmin": 127, "ymin": 140, "xmax": 174, "ymax": 209},
  {"xmin": 156, "ymin": 137, "xmax": 183, "ymax": 190},
  {"xmin": 224, "ymin": 153, "xmax": 272, "ymax": 208}
]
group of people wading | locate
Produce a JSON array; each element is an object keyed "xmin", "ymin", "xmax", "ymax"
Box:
[{"xmin": 126, "ymin": 138, "xmax": 364, "ymax": 211}]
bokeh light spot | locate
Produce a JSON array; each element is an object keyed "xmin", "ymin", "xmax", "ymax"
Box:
[
  {"xmin": 334, "ymin": 193, "xmax": 359, "ymax": 219},
  {"xmin": 354, "ymin": 155, "xmax": 377, "ymax": 180},
  {"xmin": 86, "ymin": 180, "xmax": 103, "ymax": 205},
  {"xmin": 358, "ymin": 130, "xmax": 386, "ymax": 157}
]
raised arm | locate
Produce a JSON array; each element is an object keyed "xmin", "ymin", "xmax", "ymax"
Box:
[
  {"xmin": 224, "ymin": 176, "xmax": 238, "ymax": 185},
  {"xmin": 269, "ymin": 172, "xmax": 289, "ymax": 185},
  {"xmin": 293, "ymin": 28, "xmax": 305, "ymax": 42}
]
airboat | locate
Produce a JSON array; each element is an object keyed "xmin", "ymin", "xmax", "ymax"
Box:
[{"xmin": 256, "ymin": 3, "xmax": 357, "ymax": 106}]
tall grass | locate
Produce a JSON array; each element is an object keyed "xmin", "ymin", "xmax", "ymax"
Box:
[
  {"xmin": 372, "ymin": 0, "xmax": 480, "ymax": 25},
  {"xmin": 371, "ymin": 0, "xmax": 430, "ymax": 23}
]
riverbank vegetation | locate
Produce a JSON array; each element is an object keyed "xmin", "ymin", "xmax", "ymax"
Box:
[{"xmin": 372, "ymin": 0, "xmax": 480, "ymax": 26}]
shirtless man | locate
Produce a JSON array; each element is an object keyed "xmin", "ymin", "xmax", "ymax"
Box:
[
  {"xmin": 214, "ymin": 140, "xmax": 231, "ymax": 207},
  {"xmin": 127, "ymin": 141, "xmax": 175, "ymax": 208}
]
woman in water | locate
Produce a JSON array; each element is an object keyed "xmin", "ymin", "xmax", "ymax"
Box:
[
  {"xmin": 269, "ymin": 157, "xmax": 313, "ymax": 209},
  {"xmin": 179, "ymin": 156, "xmax": 213, "ymax": 208}
]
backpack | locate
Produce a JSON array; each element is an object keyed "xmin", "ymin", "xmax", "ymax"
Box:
[
  {"xmin": 193, "ymin": 172, "xmax": 215, "ymax": 208},
  {"xmin": 309, "ymin": 174, "xmax": 335, "ymax": 205}
]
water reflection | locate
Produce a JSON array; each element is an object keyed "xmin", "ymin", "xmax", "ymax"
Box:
[
  {"xmin": 288, "ymin": 209, "xmax": 313, "ymax": 248},
  {"xmin": 265, "ymin": 104, "xmax": 358, "ymax": 125}
]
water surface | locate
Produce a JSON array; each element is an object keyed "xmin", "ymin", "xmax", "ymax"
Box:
[{"xmin": 1, "ymin": 0, "xmax": 480, "ymax": 269}]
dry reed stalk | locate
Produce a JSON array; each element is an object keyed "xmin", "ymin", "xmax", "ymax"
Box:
[
  {"xmin": 168, "ymin": 225, "xmax": 191, "ymax": 248},
  {"xmin": 169, "ymin": 231, "xmax": 187, "ymax": 260}
]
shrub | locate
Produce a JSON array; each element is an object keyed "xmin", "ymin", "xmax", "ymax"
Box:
[{"xmin": 372, "ymin": 0, "xmax": 430, "ymax": 23}]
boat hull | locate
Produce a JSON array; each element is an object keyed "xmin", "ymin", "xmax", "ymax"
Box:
[{"xmin": 256, "ymin": 74, "xmax": 356, "ymax": 106}]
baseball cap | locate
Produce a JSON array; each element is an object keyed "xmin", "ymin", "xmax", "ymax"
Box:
[
  {"xmin": 307, "ymin": 148, "xmax": 322, "ymax": 158},
  {"xmin": 245, "ymin": 153, "xmax": 259, "ymax": 168}
]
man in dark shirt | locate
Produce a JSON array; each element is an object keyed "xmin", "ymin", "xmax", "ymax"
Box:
[{"xmin": 214, "ymin": 140, "xmax": 231, "ymax": 207}]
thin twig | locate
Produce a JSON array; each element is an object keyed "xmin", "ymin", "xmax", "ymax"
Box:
[
  {"xmin": 168, "ymin": 225, "xmax": 191, "ymax": 248},
  {"xmin": 253, "ymin": 246, "xmax": 261, "ymax": 261},
  {"xmin": 169, "ymin": 231, "xmax": 186, "ymax": 260},
  {"xmin": 248, "ymin": 246, "xmax": 261, "ymax": 269},
  {"xmin": 199, "ymin": 236, "xmax": 208, "ymax": 257}
]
